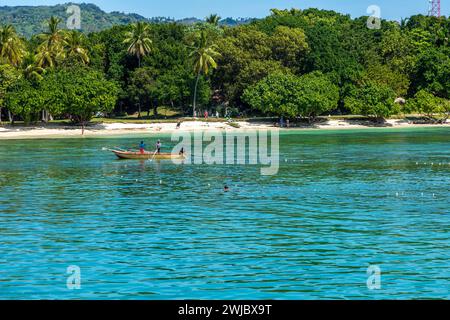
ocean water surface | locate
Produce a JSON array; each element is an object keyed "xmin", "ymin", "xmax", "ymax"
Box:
[{"xmin": 0, "ymin": 127, "xmax": 449, "ymax": 299}]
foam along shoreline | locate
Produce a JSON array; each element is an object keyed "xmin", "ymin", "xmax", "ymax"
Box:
[{"xmin": 0, "ymin": 119, "xmax": 449, "ymax": 139}]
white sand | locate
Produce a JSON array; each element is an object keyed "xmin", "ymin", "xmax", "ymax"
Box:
[{"xmin": 0, "ymin": 119, "xmax": 448, "ymax": 139}]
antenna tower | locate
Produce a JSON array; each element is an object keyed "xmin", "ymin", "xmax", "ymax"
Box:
[{"xmin": 428, "ymin": 0, "xmax": 441, "ymax": 17}]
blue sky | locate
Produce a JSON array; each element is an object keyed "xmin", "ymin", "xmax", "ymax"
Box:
[{"xmin": 0, "ymin": 1, "xmax": 448, "ymax": 20}]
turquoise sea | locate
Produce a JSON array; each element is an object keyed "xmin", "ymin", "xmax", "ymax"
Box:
[{"xmin": 0, "ymin": 127, "xmax": 449, "ymax": 299}]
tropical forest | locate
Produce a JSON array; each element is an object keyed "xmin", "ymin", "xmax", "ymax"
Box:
[{"xmin": 0, "ymin": 7, "xmax": 449, "ymax": 127}]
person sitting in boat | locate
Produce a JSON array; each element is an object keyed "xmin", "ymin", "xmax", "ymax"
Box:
[
  {"xmin": 156, "ymin": 140, "xmax": 162, "ymax": 154},
  {"xmin": 139, "ymin": 141, "xmax": 146, "ymax": 154}
]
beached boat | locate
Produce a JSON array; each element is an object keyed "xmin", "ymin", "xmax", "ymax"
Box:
[{"xmin": 111, "ymin": 149, "xmax": 185, "ymax": 160}]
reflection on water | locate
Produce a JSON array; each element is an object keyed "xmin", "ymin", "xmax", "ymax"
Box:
[{"xmin": 0, "ymin": 128, "xmax": 449, "ymax": 299}]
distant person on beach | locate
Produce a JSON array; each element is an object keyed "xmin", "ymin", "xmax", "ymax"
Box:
[
  {"xmin": 156, "ymin": 140, "xmax": 162, "ymax": 154},
  {"xmin": 139, "ymin": 141, "xmax": 146, "ymax": 154},
  {"xmin": 176, "ymin": 121, "xmax": 182, "ymax": 129}
]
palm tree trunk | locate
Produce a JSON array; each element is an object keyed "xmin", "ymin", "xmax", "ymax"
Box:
[
  {"xmin": 0, "ymin": 107, "xmax": 2, "ymax": 123},
  {"xmin": 8, "ymin": 110, "xmax": 13, "ymax": 124},
  {"xmin": 138, "ymin": 55, "xmax": 141, "ymax": 68},
  {"xmin": 193, "ymin": 71, "xmax": 201, "ymax": 118}
]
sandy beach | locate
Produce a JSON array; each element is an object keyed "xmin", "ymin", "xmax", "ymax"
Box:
[{"xmin": 0, "ymin": 119, "xmax": 448, "ymax": 139}]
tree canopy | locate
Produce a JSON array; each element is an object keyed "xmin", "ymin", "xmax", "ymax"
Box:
[{"xmin": 243, "ymin": 71, "xmax": 339, "ymax": 120}]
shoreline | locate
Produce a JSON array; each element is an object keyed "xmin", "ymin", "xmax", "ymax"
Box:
[{"xmin": 0, "ymin": 119, "xmax": 449, "ymax": 139}]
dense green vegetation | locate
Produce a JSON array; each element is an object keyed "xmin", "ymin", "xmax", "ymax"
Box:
[{"xmin": 0, "ymin": 7, "xmax": 449, "ymax": 128}]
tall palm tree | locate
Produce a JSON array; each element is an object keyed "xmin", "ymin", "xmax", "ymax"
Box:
[
  {"xmin": 36, "ymin": 16, "xmax": 64, "ymax": 68},
  {"xmin": 206, "ymin": 14, "xmax": 221, "ymax": 26},
  {"xmin": 189, "ymin": 31, "xmax": 221, "ymax": 117},
  {"xmin": 123, "ymin": 22, "xmax": 152, "ymax": 68},
  {"xmin": 0, "ymin": 25, "xmax": 25, "ymax": 67},
  {"xmin": 63, "ymin": 30, "xmax": 90, "ymax": 65},
  {"xmin": 39, "ymin": 16, "xmax": 64, "ymax": 48},
  {"xmin": 21, "ymin": 52, "xmax": 49, "ymax": 122}
]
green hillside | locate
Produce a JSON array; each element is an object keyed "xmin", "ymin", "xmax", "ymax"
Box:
[
  {"xmin": 0, "ymin": 2, "xmax": 253, "ymax": 38},
  {"xmin": 0, "ymin": 3, "xmax": 149, "ymax": 37}
]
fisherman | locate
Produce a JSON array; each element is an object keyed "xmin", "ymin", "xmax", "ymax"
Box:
[
  {"xmin": 156, "ymin": 140, "xmax": 162, "ymax": 154},
  {"xmin": 139, "ymin": 141, "xmax": 146, "ymax": 154}
]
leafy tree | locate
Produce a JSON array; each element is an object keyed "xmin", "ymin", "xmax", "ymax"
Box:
[
  {"xmin": 379, "ymin": 27, "xmax": 416, "ymax": 75},
  {"xmin": 243, "ymin": 71, "xmax": 338, "ymax": 120},
  {"xmin": 295, "ymin": 71, "xmax": 340, "ymax": 120},
  {"xmin": 214, "ymin": 26, "xmax": 275, "ymax": 105},
  {"xmin": 345, "ymin": 81, "xmax": 399, "ymax": 120},
  {"xmin": 234, "ymin": 60, "xmax": 288, "ymax": 108},
  {"xmin": 5, "ymin": 78, "xmax": 43, "ymax": 124},
  {"xmin": 123, "ymin": 22, "xmax": 152, "ymax": 68},
  {"xmin": 67, "ymin": 70, "xmax": 119, "ymax": 133},
  {"xmin": 51, "ymin": 68, "xmax": 119, "ymax": 133},
  {"xmin": 0, "ymin": 64, "xmax": 19, "ymax": 122},
  {"xmin": 127, "ymin": 67, "xmax": 158, "ymax": 117},
  {"xmin": 155, "ymin": 67, "xmax": 191, "ymax": 112},
  {"xmin": 407, "ymin": 90, "xmax": 450, "ymax": 122},
  {"xmin": 411, "ymin": 47, "xmax": 450, "ymax": 99},
  {"xmin": 189, "ymin": 30, "xmax": 220, "ymax": 117},
  {"xmin": 361, "ymin": 63, "xmax": 410, "ymax": 97},
  {"xmin": 271, "ymin": 26, "xmax": 309, "ymax": 72}
]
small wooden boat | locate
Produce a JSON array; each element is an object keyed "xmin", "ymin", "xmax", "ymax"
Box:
[{"xmin": 111, "ymin": 149, "xmax": 185, "ymax": 160}]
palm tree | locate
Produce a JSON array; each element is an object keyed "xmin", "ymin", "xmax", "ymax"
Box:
[
  {"xmin": 123, "ymin": 22, "xmax": 152, "ymax": 68},
  {"xmin": 39, "ymin": 16, "xmax": 64, "ymax": 48},
  {"xmin": 36, "ymin": 16, "xmax": 64, "ymax": 68},
  {"xmin": 0, "ymin": 25, "xmax": 25, "ymax": 67},
  {"xmin": 21, "ymin": 52, "xmax": 50, "ymax": 121},
  {"xmin": 35, "ymin": 45, "xmax": 59, "ymax": 69},
  {"xmin": 23, "ymin": 52, "xmax": 45, "ymax": 82},
  {"xmin": 206, "ymin": 14, "xmax": 221, "ymax": 26},
  {"xmin": 63, "ymin": 30, "xmax": 90, "ymax": 65},
  {"xmin": 189, "ymin": 31, "xmax": 221, "ymax": 117}
]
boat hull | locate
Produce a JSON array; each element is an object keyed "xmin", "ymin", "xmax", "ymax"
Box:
[{"xmin": 112, "ymin": 150, "xmax": 185, "ymax": 160}]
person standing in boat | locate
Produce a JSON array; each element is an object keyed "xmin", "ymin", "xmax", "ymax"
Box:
[
  {"xmin": 139, "ymin": 141, "xmax": 146, "ymax": 154},
  {"xmin": 156, "ymin": 140, "xmax": 162, "ymax": 154}
]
